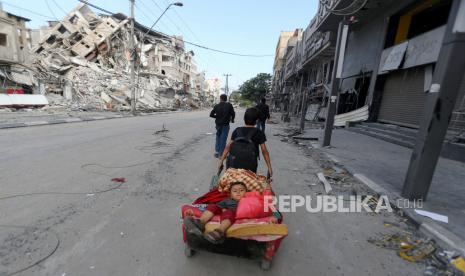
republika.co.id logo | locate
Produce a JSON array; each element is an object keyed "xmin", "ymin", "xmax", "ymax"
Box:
[{"xmin": 264, "ymin": 195, "xmax": 394, "ymax": 213}]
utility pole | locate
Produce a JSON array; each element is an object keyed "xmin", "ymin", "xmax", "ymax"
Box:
[
  {"xmin": 223, "ymin": 74, "xmax": 232, "ymax": 96},
  {"xmin": 322, "ymin": 20, "xmax": 349, "ymax": 147},
  {"xmin": 402, "ymin": 0, "xmax": 465, "ymax": 200},
  {"xmin": 129, "ymin": 0, "xmax": 136, "ymax": 115}
]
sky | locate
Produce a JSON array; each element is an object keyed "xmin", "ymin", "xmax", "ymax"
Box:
[{"xmin": 1, "ymin": 0, "xmax": 318, "ymax": 90}]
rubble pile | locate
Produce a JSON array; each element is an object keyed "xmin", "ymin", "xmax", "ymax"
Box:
[{"xmin": 29, "ymin": 4, "xmax": 197, "ymax": 111}]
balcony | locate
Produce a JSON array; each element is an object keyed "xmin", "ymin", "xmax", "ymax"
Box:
[
  {"xmin": 315, "ymin": 0, "xmax": 375, "ymax": 32},
  {"xmin": 284, "ymin": 49, "xmax": 296, "ymax": 80},
  {"xmin": 303, "ymin": 31, "xmax": 333, "ymax": 66}
]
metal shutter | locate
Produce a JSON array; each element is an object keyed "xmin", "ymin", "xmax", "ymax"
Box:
[
  {"xmin": 378, "ymin": 67, "xmax": 426, "ymax": 128},
  {"xmin": 454, "ymin": 76, "xmax": 465, "ymax": 110},
  {"xmin": 449, "ymin": 76, "xmax": 465, "ymax": 133}
]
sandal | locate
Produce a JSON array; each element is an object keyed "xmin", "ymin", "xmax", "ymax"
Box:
[
  {"xmin": 204, "ymin": 229, "xmax": 225, "ymax": 244},
  {"xmin": 183, "ymin": 217, "xmax": 204, "ymax": 237}
]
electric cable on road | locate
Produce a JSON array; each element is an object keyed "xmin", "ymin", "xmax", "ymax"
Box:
[{"xmin": 0, "ymin": 225, "xmax": 60, "ymax": 276}]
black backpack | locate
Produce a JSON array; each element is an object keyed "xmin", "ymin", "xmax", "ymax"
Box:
[{"xmin": 228, "ymin": 128, "xmax": 258, "ymax": 171}]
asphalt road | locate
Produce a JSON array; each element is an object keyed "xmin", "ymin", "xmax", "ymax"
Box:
[{"xmin": 0, "ymin": 110, "xmax": 424, "ymax": 276}]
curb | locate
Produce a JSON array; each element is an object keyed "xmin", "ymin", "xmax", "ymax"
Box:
[
  {"xmin": 352, "ymin": 172, "xmax": 465, "ymax": 256},
  {"xmin": 317, "ymin": 149, "xmax": 465, "ymax": 256},
  {"xmin": 0, "ymin": 110, "xmax": 184, "ymax": 130}
]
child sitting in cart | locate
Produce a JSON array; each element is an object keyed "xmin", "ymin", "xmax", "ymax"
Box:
[{"xmin": 184, "ymin": 181, "xmax": 247, "ymax": 244}]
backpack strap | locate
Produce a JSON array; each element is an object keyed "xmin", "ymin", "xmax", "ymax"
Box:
[
  {"xmin": 245, "ymin": 127, "xmax": 258, "ymax": 142},
  {"xmin": 234, "ymin": 128, "xmax": 257, "ymax": 144}
]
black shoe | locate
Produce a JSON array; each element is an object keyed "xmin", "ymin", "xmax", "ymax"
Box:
[{"xmin": 184, "ymin": 217, "xmax": 204, "ymax": 237}]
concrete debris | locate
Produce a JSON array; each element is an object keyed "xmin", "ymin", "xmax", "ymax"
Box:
[
  {"xmin": 25, "ymin": 4, "xmax": 208, "ymax": 112},
  {"xmin": 317, "ymin": 172, "xmax": 332, "ymax": 194}
]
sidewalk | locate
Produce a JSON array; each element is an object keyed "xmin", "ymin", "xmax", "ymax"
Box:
[
  {"xmin": 0, "ymin": 109, "xmax": 181, "ymax": 129},
  {"xmin": 299, "ymin": 126, "xmax": 465, "ymax": 254}
]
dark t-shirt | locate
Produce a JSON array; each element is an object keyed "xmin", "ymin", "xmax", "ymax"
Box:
[
  {"xmin": 210, "ymin": 102, "xmax": 235, "ymax": 126},
  {"xmin": 231, "ymin": 127, "xmax": 267, "ymax": 157},
  {"xmin": 255, "ymin": 103, "xmax": 270, "ymax": 121}
]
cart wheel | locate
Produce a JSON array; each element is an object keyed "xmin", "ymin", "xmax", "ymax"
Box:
[
  {"xmin": 184, "ymin": 243, "xmax": 195, "ymax": 257},
  {"xmin": 260, "ymin": 259, "xmax": 271, "ymax": 270}
]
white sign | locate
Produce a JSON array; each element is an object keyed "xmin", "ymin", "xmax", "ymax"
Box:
[
  {"xmin": 404, "ymin": 26, "xmax": 445, "ymax": 69},
  {"xmin": 380, "ymin": 41, "xmax": 408, "ymax": 72}
]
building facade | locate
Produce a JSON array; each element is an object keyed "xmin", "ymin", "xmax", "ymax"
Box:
[
  {"xmin": 0, "ymin": 7, "xmax": 33, "ymax": 94},
  {"xmin": 272, "ymin": 0, "xmax": 464, "ymax": 138},
  {"xmin": 205, "ymin": 77, "xmax": 222, "ymax": 104},
  {"xmin": 271, "ymin": 31, "xmax": 294, "ymax": 110}
]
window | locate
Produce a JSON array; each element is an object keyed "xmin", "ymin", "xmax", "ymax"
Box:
[
  {"xmin": 58, "ymin": 25, "xmax": 67, "ymax": 34},
  {"xmin": 69, "ymin": 15, "xmax": 78, "ymax": 24},
  {"xmin": 327, "ymin": 60, "xmax": 334, "ymax": 84},
  {"xmin": 385, "ymin": 0, "xmax": 452, "ymax": 48},
  {"xmin": 106, "ymin": 21, "xmax": 115, "ymax": 28},
  {"xmin": 46, "ymin": 35, "xmax": 56, "ymax": 45},
  {"xmin": 384, "ymin": 15, "xmax": 400, "ymax": 48},
  {"xmin": 162, "ymin": 55, "xmax": 171, "ymax": 62},
  {"xmin": 0, "ymin": 33, "xmax": 7, "ymax": 46},
  {"xmin": 322, "ymin": 63, "xmax": 328, "ymax": 83},
  {"xmin": 408, "ymin": 1, "xmax": 451, "ymax": 39}
]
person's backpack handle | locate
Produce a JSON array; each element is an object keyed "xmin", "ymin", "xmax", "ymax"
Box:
[{"xmin": 218, "ymin": 164, "xmax": 224, "ymax": 176}]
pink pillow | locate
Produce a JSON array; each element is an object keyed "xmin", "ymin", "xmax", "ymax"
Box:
[{"xmin": 236, "ymin": 192, "xmax": 272, "ymax": 219}]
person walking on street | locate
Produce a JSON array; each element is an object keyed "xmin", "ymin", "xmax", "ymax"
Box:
[
  {"xmin": 255, "ymin": 98, "xmax": 270, "ymax": 134},
  {"xmin": 218, "ymin": 107, "xmax": 273, "ymax": 177},
  {"xmin": 210, "ymin": 94, "xmax": 235, "ymax": 158}
]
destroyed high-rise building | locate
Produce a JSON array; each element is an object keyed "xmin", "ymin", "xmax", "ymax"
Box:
[{"xmin": 22, "ymin": 4, "xmax": 207, "ymax": 111}]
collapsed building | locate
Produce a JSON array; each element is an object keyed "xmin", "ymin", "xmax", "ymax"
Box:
[{"xmin": 1, "ymin": 4, "xmax": 208, "ymax": 111}]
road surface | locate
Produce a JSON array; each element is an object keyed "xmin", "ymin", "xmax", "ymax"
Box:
[{"xmin": 0, "ymin": 110, "xmax": 423, "ymax": 275}]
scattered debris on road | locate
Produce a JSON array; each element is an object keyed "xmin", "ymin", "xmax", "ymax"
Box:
[
  {"xmin": 292, "ymin": 136, "xmax": 319, "ymax": 141},
  {"xmin": 111, "ymin": 178, "xmax": 127, "ymax": 183},
  {"xmin": 414, "ymin": 209, "xmax": 449, "ymax": 224},
  {"xmin": 367, "ymin": 233, "xmax": 436, "ymax": 261},
  {"xmin": 154, "ymin": 124, "xmax": 169, "ymax": 135},
  {"xmin": 316, "ymin": 172, "xmax": 332, "ymax": 194}
]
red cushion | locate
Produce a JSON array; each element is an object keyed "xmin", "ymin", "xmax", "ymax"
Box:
[{"xmin": 236, "ymin": 191, "xmax": 273, "ymax": 219}]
